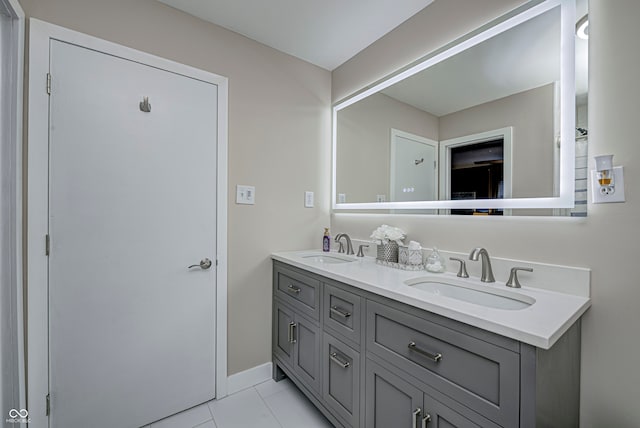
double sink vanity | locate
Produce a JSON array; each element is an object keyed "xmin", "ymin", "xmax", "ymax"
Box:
[{"xmin": 271, "ymin": 247, "xmax": 590, "ymax": 427}]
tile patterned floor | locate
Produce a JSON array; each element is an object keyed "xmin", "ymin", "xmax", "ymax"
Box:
[{"xmin": 142, "ymin": 379, "xmax": 333, "ymax": 428}]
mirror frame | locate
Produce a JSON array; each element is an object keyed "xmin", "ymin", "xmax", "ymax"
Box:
[{"xmin": 332, "ymin": 0, "xmax": 575, "ymax": 211}]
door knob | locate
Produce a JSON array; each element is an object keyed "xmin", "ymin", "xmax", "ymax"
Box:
[{"xmin": 188, "ymin": 258, "xmax": 213, "ymax": 270}]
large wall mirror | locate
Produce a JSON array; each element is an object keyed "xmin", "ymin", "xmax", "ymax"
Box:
[{"xmin": 332, "ymin": 0, "xmax": 588, "ymax": 216}]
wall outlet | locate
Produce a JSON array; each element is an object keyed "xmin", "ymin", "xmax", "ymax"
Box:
[
  {"xmin": 338, "ymin": 193, "xmax": 346, "ymax": 203},
  {"xmin": 376, "ymin": 194, "xmax": 386, "ymax": 202},
  {"xmin": 591, "ymin": 166, "xmax": 625, "ymax": 203},
  {"xmin": 304, "ymin": 191, "xmax": 314, "ymax": 208},
  {"xmin": 236, "ymin": 185, "xmax": 255, "ymax": 205}
]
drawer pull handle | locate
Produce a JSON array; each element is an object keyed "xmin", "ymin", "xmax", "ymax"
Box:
[
  {"xmin": 412, "ymin": 408, "xmax": 421, "ymax": 428},
  {"xmin": 330, "ymin": 305, "xmax": 352, "ymax": 318},
  {"xmin": 421, "ymin": 413, "xmax": 432, "ymax": 427},
  {"xmin": 408, "ymin": 341, "xmax": 442, "ymax": 362},
  {"xmin": 329, "ymin": 352, "xmax": 350, "ymax": 369},
  {"xmin": 287, "ymin": 284, "xmax": 301, "ymax": 294},
  {"xmin": 288, "ymin": 322, "xmax": 297, "ymax": 344}
]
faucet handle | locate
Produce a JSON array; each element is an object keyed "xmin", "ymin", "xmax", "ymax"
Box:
[
  {"xmin": 357, "ymin": 244, "xmax": 369, "ymax": 257},
  {"xmin": 449, "ymin": 258, "xmax": 469, "ymax": 278},
  {"xmin": 506, "ymin": 267, "xmax": 533, "ymax": 288}
]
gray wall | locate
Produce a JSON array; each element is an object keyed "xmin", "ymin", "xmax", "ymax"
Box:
[
  {"xmin": 331, "ymin": 0, "xmax": 640, "ymax": 425},
  {"xmin": 18, "ymin": 0, "xmax": 332, "ymax": 376},
  {"xmin": 440, "ymin": 83, "xmax": 555, "ymax": 198}
]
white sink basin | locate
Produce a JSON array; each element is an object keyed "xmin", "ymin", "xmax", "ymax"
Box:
[
  {"xmin": 405, "ymin": 277, "xmax": 535, "ymax": 310},
  {"xmin": 299, "ymin": 252, "xmax": 356, "ymax": 264}
]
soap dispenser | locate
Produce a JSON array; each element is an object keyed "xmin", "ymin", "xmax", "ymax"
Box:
[{"xmin": 323, "ymin": 228, "xmax": 331, "ymax": 252}]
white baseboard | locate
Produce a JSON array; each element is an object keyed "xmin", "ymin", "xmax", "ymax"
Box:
[{"xmin": 226, "ymin": 362, "xmax": 273, "ymax": 396}]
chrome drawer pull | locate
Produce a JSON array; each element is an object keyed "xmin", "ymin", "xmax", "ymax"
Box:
[
  {"xmin": 422, "ymin": 413, "xmax": 432, "ymax": 427},
  {"xmin": 408, "ymin": 341, "xmax": 442, "ymax": 362},
  {"xmin": 329, "ymin": 352, "xmax": 350, "ymax": 369},
  {"xmin": 412, "ymin": 408, "xmax": 421, "ymax": 428},
  {"xmin": 288, "ymin": 322, "xmax": 297, "ymax": 344},
  {"xmin": 330, "ymin": 305, "xmax": 352, "ymax": 318},
  {"xmin": 287, "ymin": 284, "xmax": 301, "ymax": 294}
]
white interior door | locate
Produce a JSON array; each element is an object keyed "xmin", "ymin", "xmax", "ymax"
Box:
[
  {"xmin": 48, "ymin": 40, "xmax": 217, "ymax": 428},
  {"xmin": 390, "ymin": 129, "xmax": 438, "ymax": 202}
]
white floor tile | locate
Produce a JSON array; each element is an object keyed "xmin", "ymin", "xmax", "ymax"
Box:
[
  {"xmin": 150, "ymin": 402, "xmax": 213, "ymax": 428},
  {"xmin": 263, "ymin": 386, "xmax": 333, "ymax": 428},
  {"xmin": 208, "ymin": 388, "xmax": 281, "ymax": 428},
  {"xmin": 254, "ymin": 378, "xmax": 294, "ymax": 399},
  {"xmin": 194, "ymin": 420, "xmax": 217, "ymax": 428}
]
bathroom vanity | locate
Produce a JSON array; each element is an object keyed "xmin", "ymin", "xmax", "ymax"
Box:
[{"xmin": 271, "ymin": 251, "xmax": 590, "ymax": 428}]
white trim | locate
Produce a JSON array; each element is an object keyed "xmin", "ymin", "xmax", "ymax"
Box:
[
  {"xmin": 389, "ymin": 128, "xmax": 439, "ymax": 201},
  {"xmin": 0, "ymin": 0, "xmax": 25, "ymax": 421},
  {"xmin": 226, "ymin": 362, "xmax": 273, "ymax": 395},
  {"xmin": 332, "ymin": 0, "xmax": 575, "ymax": 211},
  {"xmin": 27, "ymin": 19, "xmax": 229, "ymax": 427}
]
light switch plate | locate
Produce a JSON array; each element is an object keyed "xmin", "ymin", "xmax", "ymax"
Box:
[
  {"xmin": 236, "ymin": 185, "xmax": 255, "ymax": 205},
  {"xmin": 305, "ymin": 191, "xmax": 314, "ymax": 208},
  {"xmin": 591, "ymin": 166, "xmax": 625, "ymax": 203}
]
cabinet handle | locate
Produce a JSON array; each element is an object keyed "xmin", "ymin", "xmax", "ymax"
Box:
[
  {"xmin": 421, "ymin": 413, "xmax": 431, "ymax": 428},
  {"xmin": 330, "ymin": 305, "xmax": 352, "ymax": 318},
  {"xmin": 329, "ymin": 352, "xmax": 350, "ymax": 369},
  {"xmin": 288, "ymin": 322, "xmax": 297, "ymax": 344},
  {"xmin": 287, "ymin": 284, "xmax": 301, "ymax": 294},
  {"xmin": 412, "ymin": 408, "xmax": 421, "ymax": 428},
  {"xmin": 408, "ymin": 341, "xmax": 442, "ymax": 362}
]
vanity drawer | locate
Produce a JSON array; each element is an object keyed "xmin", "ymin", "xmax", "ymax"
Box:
[
  {"xmin": 366, "ymin": 300, "xmax": 519, "ymax": 427},
  {"xmin": 275, "ymin": 265, "xmax": 320, "ymax": 320},
  {"xmin": 323, "ymin": 283, "xmax": 361, "ymax": 344}
]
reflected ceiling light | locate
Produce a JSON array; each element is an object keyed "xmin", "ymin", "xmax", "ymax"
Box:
[{"xmin": 576, "ymin": 14, "xmax": 589, "ymax": 39}]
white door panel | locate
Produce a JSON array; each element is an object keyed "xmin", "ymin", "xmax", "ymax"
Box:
[
  {"xmin": 49, "ymin": 40, "xmax": 217, "ymax": 428},
  {"xmin": 390, "ymin": 130, "xmax": 438, "ymax": 202}
]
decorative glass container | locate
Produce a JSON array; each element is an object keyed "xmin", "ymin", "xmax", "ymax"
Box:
[
  {"xmin": 425, "ymin": 247, "xmax": 446, "ymax": 273},
  {"xmin": 376, "ymin": 241, "xmax": 399, "ymax": 263}
]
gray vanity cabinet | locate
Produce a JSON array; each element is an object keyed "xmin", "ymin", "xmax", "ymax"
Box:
[{"xmin": 272, "ymin": 261, "xmax": 581, "ymax": 428}]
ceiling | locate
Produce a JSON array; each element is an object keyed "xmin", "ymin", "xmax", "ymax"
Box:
[
  {"xmin": 157, "ymin": 0, "xmax": 434, "ymax": 71},
  {"xmin": 381, "ymin": 6, "xmax": 564, "ymax": 117}
]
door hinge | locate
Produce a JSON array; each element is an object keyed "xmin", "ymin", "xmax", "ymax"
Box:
[
  {"xmin": 45, "ymin": 234, "xmax": 50, "ymax": 256},
  {"xmin": 46, "ymin": 73, "xmax": 52, "ymax": 95},
  {"xmin": 45, "ymin": 393, "xmax": 50, "ymax": 416}
]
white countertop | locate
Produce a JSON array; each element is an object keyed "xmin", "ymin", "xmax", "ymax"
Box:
[{"xmin": 272, "ymin": 250, "xmax": 591, "ymax": 349}]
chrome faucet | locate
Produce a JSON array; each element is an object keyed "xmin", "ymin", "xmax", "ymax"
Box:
[
  {"xmin": 335, "ymin": 233, "xmax": 355, "ymax": 255},
  {"xmin": 469, "ymin": 247, "xmax": 495, "ymax": 283}
]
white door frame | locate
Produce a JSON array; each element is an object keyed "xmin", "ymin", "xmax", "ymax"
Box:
[
  {"xmin": 27, "ymin": 19, "xmax": 229, "ymax": 426},
  {"xmin": 439, "ymin": 127, "xmax": 513, "ymax": 215},
  {"xmin": 0, "ymin": 0, "xmax": 25, "ymax": 420}
]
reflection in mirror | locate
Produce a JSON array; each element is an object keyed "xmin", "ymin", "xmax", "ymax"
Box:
[{"xmin": 333, "ymin": 0, "xmax": 587, "ymax": 216}]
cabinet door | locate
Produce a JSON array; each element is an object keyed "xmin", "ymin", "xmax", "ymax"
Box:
[
  {"xmin": 365, "ymin": 359, "xmax": 423, "ymax": 428},
  {"xmin": 323, "ymin": 333, "xmax": 360, "ymax": 427},
  {"xmin": 421, "ymin": 392, "xmax": 500, "ymax": 428},
  {"xmin": 273, "ymin": 301, "xmax": 295, "ymax": 366},
  {"xmin": 292, "ymin": 313, "xmax": 322, "ymax": 393}
]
